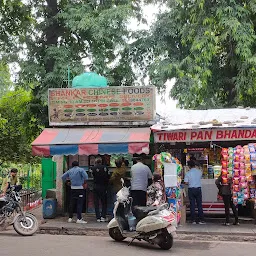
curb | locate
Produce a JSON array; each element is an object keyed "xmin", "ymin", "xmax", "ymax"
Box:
[{"xmin": 38, "ymin": 226, "xmax": 256, "ymax": 242}]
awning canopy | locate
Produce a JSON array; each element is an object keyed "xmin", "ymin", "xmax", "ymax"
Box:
[{"xmin": 32, "ymin": 127, "xmax": 150, "ymax": 156}]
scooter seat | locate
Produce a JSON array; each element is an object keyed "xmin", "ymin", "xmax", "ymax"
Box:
[{"xmin": 133, "ymin": 206, "xmax": 158, "ymax": 220}]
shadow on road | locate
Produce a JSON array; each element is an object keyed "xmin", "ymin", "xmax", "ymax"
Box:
[
  {"xmin": 0, "ymin": 232, "xmax": 19, "ymax": 237},
  {"xmin": 107, "ymin": 238, "xmax": 211, "ymax": 251}
]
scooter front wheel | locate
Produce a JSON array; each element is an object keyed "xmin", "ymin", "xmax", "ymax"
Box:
[
  {"xmin": 157, "ymin": 229, "xmax": 173, "ymax": 250},
  {"xmin": 109, "ymin": 227, "xmax": 126, "ymax": 241}
]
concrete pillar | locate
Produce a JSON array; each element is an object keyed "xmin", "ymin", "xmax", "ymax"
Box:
[{"xmin": 52, "ymin": 155, "xmax": 64, "ymax": 213}]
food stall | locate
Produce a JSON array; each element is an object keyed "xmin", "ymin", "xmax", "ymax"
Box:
[
  {"xmin": 151, "ymin": 108, "xmax": 256, "ymax": 216},
  {"xmin": 32, "ymin": 83, "xmax": 156, "ymax": 214}
]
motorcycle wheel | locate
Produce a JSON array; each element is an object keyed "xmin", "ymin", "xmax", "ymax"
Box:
[
  {"xmin": 109, "ymin": 227, "xmax": 125, "ymax": 241},
  {"xmin": 13, "ymin": 213, "xmax": 38, "ymax": 236},
  {"xmin": 157, "ymin": 229, "xmax": 173, "ymax": 250}
]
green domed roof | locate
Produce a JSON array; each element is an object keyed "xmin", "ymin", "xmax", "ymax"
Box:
[{"xmin": 72, "ymin": 72, "xmax": 108, "ymax": 88}]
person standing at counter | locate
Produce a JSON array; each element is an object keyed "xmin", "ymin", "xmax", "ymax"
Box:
[
  {"xmin": 184, "ymin": 160, "xmax": 205, "ymax": 224},
  {"xmin": 91, "ymin": 157, "xmax": 110, "ymax": 222},
  {"xmin": 130, "ymin": 156, "xmax": 153, "ymax": 206},
  {"xmin": 215, "ymin": 175, "xmax": 239, "ymax": 226},
  {"xmin": 61, "ymin": 161, "xmax": 88, "ymax": 224},
  {"xmin": 110, "ymin": 158, "xmax": 127, "ymax": 194}
]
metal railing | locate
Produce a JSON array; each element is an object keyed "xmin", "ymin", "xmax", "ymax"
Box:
[{"xmin": 20, "ymin": 189, "xmax": 42, "ymax": 211}]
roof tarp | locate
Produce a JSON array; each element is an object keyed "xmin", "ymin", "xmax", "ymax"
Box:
[
  {"xmin": 32, "ymin": 127, "xmax": 150, "ymax": 156},
  {"xmin": 151, "ymin": 108, "xmax": 256, "ymax": 131}
]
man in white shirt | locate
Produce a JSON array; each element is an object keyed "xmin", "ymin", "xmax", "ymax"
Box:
[
  {"xmin": 131, "ymin": 157, "xmax": 153, "ymax": 206},
  {"xmin": 184, "ymin": 160, "xmax": 205, "ymax": 224}
]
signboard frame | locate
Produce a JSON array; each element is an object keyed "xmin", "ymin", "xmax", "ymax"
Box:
[
  {"xmin": 48, "ymin": 86, "xmax": 156, "ymax": 126},
  {"xmin": 154, "ymin": 128, "xmax": 256, "ymax": 143}
]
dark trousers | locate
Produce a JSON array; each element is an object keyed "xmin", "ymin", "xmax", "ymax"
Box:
[
  {"xmin": 131, "ymin": 190, "xmax": 147, "ymax": 206},
  {"xmin": 188, "ymin": 187, "xmax": 204, "ymax": 222},
  {"xmin": 222, "ymin": 195, "xmax": 238, "ymax": 223},
  {"xmin": 94, "ymin": 187, "xmax": 107, "ymax": 219},
  {"xmin": 69, "ymin": 189, "xmax": 85, "ymax": 220}
]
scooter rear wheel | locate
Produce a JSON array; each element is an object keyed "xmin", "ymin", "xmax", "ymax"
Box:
[
  {"xmin": 109, "ymin": 227, "xmax": 125, "ymax": 241},
  {"xmin": 157, "ymin": 230, "xmax": 173, "ymax": 250}
]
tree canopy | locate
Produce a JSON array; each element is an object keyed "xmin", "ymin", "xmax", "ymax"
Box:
[
  {"xmin": 141, "ymin": 0, "xmax": 256, "ymax": 109},
  {"xmin": 1, "ymin": 0, "xmax": 151, "ymax": 94},
  {"xmin": 0, "ymin": 0, "xmax": 154, "ymax": 162},
  {"xmin": 0, "ymin": 89, "xmax": 42, "ymax": 163}
]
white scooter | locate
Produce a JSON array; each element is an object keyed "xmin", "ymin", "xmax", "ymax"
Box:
[{"xmin": 107, "ymin": 179, "xmax": 177, "ymax": 250}]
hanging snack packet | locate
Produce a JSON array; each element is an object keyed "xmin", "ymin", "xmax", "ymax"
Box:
[
  {"xmin": 240, "ymin": 182, "xmax": 247, "ymax": 189},
  {"xmin": 222, "ymin": 161, "xmax": 228, "ymax": 169},
  {"xmin": 234, "ymin": 154, "xmax": 240, "ymax": 162},
  {"xmin": 222, "ymin": 169, "xmax": 228, "ymax": 176},
  {"xmin": 245, "ymin": 154, "xmax": 251, "ymax": 163},
  {"xmin": 251, "ymin": 153, "xmax": 256, "ymax": 161},
  {"xmin": 240, "ymin": 156, "xmax": 245, "ymax": 162},
  {"xmin": 233, "ymin": 169, "xmax": 240, "ymax": 177},
  {"xmin": 245, "ymin": 163, "xmax": 251, "ymax": 172},
  {"xmin": 228, "ymin": 147, "xmax": 234, "ymax": 154},
  {"xmin": 222, "ymin": 154, "xmax": 228, "ymax": 161},
  {"xmin": 244, "ymin": 193, "xmax": 249, "ymax": 200},
  {"xmin": 233, "ymin": 185, "xmax": 240, "ymax": 192},
  {"xmin": 240, "ymin": 162, "xmax": 245, "ymax": 169},
  {"xmin": 237, "ymin": 197, "xmax": 244, "ymax": 204},
  {"xmin": 249, "ymin": 145, "xmax": 256, "ymax": 153},
  {"xmin": 233, "ymin": 177, "xmax": 240, "ymax": 185},
  {"xmin": 240, "ymin": 169, "xmax": 245, "ymax": 176},
  {"xmin": 222, "ymin": 148, "xmax": 228, "ymax": 154},
  {"xmin": 240, "ymin": 176, "xmax": 246, "ymax": 183},
  {"xmin": 234, "ymin": 162, "xmax": 240, "ymax": 169}
]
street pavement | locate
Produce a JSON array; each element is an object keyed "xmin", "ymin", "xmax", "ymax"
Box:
[{"xmin": 0, "ymin": 233, "xmax": 256, "ymax": 256}]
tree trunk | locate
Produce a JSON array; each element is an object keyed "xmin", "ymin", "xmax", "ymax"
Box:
[{"xmin": 44, "ymin": 0, "xmax": 60, "ymax": 73}]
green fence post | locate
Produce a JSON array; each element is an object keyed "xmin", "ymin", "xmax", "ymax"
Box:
[{"xmin": 27, "ymin": 167, "xmax": 30, "ymax": 189}]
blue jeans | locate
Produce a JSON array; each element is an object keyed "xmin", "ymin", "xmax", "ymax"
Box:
[{"xmin": 188, "ymin": 187, "xmax": 204, "ymax": 222}]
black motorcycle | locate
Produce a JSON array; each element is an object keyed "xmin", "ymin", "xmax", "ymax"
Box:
[{"xmin": 0, "ymin": 185, "xmax": 38, "ymax": 236}]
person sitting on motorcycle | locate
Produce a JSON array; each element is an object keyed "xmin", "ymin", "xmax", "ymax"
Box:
[
  {"xmin": 1, "ymin": 168, "xmax": 20, "ymax": 196},
  {"xmin": 146, "ymin": 173, "xmax": 166, "ymax": 206}
]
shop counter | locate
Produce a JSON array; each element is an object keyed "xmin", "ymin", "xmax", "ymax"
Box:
[{"xmin": 184, "ymin": 179, "xmax": 225, "ymax": 214}]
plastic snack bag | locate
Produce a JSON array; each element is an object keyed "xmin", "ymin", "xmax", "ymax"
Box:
[
  {"xmin": 233, "ymin": 169, "xmax": 240, "ymax": 177},
  {"xmin": 240, "ymin": 169, "xmax": 245, "ymax": 176},
  {"xmin": 237, "ymin": 197, "xmax": 244, "ymax": 204},
  {"xmin": 240, "ymin": 176, "xmax": 246, "ymax": 183},
  {"xmin": 240, "ymin": 182, "xmax": 247, "ymax": 189},
  {"xmin": 222, "ymin": 161, "xmax": 228, "ymax": 168},
  {"xmin": 233, "ymin": 177, "xmax": 240, "ymax": 185},
  {"xmin": 222, "ymin": 169, "xmax": 228, "ymax": 176},
  {"xmin": 234, "ymin": 162, "xmax": 240, "ymax": 169},
  {"xmin": 233, "ymin": 185, "xmax": 240, "ymax": 192},
  {"xmin": 222, "ymin": 148, "xmax": 228, "ymax": 154},
  {"xmin": 240, "ymin": 162, "xmax": 245, "ymax": 169},
  {"xmin": 249, "ymin": 146, "xmax": 256, "ymax": 153},
  {"xmin": 251, "ymin": 153, "xmax": 256, "ymax": 161},
  {"xmin": 245, "ymin": 163, "xmax": 251, "ymax": 172}
]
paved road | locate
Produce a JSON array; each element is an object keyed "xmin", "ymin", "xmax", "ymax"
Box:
[{"xmin": 0, "ymin": 232, "xmax": 256, "ymax": 256}]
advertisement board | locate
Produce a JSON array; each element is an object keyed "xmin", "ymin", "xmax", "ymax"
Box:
[{"xmin": 48, "ymin": 86, "xmax": 155, "ymax": 125}]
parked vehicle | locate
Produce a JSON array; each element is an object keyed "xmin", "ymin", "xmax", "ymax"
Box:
[
  {"xmin": 107, "ymin": 179, "xmax": 176, "ymax": 250},
  {"xmin": 0, "ymin": 185, "xmax": 38, "ymax": 236}
]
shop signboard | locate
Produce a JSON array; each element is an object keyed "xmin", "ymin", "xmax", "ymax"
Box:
[
  {"xmin": 48, "ymin": 86, "xmax": 155, "ymax": 126},
  {"xmin": 155, "ymin": 128, "xmax": 256, "ymax": 143}
]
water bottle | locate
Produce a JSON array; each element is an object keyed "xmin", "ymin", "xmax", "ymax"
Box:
[{"xmin": 128, "ymin": 214, "xmax": 137, "ymax": 231}]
